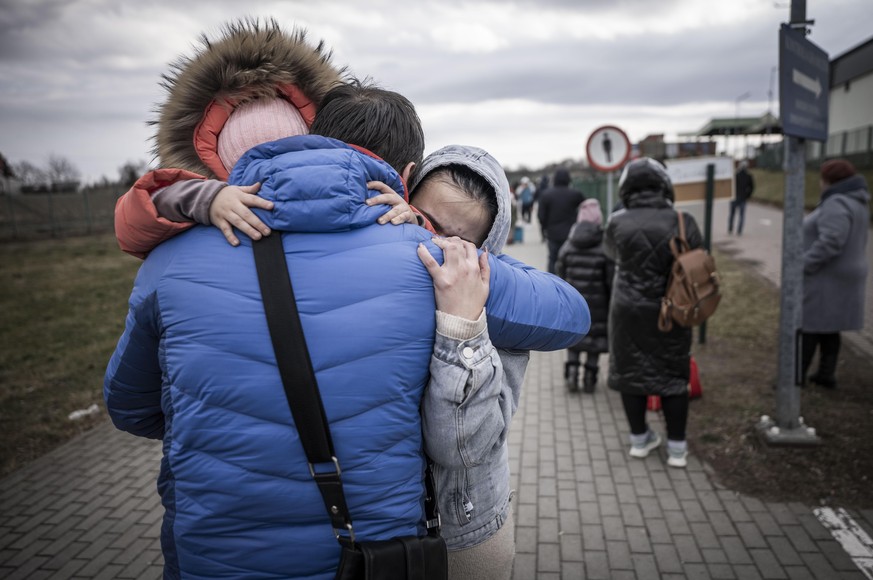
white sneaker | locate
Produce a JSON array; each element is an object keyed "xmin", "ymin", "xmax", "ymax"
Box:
[
  {"xmin": 628, "ymin": 431, "xmax": 661, "ymax": 458},
  {"xmin": 667, "ymin": 448, "xmax": 688, "ymax": 468}
]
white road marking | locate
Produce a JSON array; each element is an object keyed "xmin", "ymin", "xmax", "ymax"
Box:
[{"xmin": 814, "ymin": 507, "xmax": 873, "ymax": 579}]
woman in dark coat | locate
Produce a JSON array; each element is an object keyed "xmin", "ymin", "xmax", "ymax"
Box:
[
  {"xmin": 603, "ymin": 158, "xmax": 703, "ymax": 468},
  {"xmin": 802, "ymin": 159, "xmax": 870, "ymax": 388},
  {"xmin": 556, "ymin": 198, "xmax": 614, "ymax": 393}
]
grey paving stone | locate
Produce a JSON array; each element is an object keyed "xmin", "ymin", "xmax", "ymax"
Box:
[
  {"xmin": 539, "ymin": 517, "xmax": 560, "ymax": 543},
  {"xmin": 664, "ymin": 509, "xmax": 692, "ymax": 535},
  {"xmin": 654, "ymin": 543, "xmax": 685, "ymax": 574},
  {"xmin": 737, "ymin": 521, "xmax": 770, "ymax": 549},
  {"xmin": 797, "ymin": 513, "xmax": 833, "ymax": 541},
  {"xmin": 539, "ymin": 497, "xmax": 559, "ymax": 519},
  {"xmin": 675, "ymin": 534, "xmax": 704, "ymax": 564},
  {"xmin": 752, "ymin": 511, "xmax": 784, "ymax": 536},
  {"xmin": 602, "ymin": 515, "xmax": 626, "ymax": 542},
  {"xmin": 581, "ymin": 524, "xmax": 605, "ymax": 551},
  {"xmin": 750, "ymin": 548, "xmax": 789, "ymax": 579},
  {"xmin": 516, "ymin": 526, "xmax": 537, "ymax": 554},
  {"xmin": 2, "ymin": 556, "xmax": 49, "ymax": 580},
  {"xmin": 723, "ymin": 499, "xmax": 754, "ymax": 523},
  {"xmin": 682, "ymin": 498, "xmax": 709, "ymax": 523},
  {"xmin": 691, "ymin": 522, "xmax": 722, "ymax": 549},
  {"xmin": 606, "ymin": 540, "xmax": 633, "ymax": 571},
  {"xmin": 710, "ymin": 510, "xmax": 739, "ymax": 536},
  {"xmin": 559, "ymin": 561, "xmax": 584, "ymax": 580},
  {"xmin": 626, "ymin": 525, "xmax": 652, "ymax": 554},
  {"xmin": 597, "ymin": 494, "xmax": 620, "ymax": 518},
  {"xmin": 118, "ymin": 548, "xmax": 162, "ymax": 579},
  {"xmin": 617, "ymin": 502, "xmax": 642, "ymax": 528},
  {"xmin": 559, "ymin": 533, "xmax": 583, "ymax": 562},
  {"xmin": 512, "ymin": 553, "xmax": 536, "ymax": 580},
  {"xmin": 684, "ymin": 562, "xmax": 714, "ymax": 579},
  {"xmin": 582, "ymin": 550, "xmax": 609, "ymax": 580},
  {"xmin": 538, "ymin": 543, "xmax": 561, "ymax": 573},
  {"xmin": 732, "ymin": 564, "xmax": 764, "ymax": 579},
  {"xmin": 720, "ymin": 535, "xmax": 754, "ymax": 564},
  {"xmin": 702, "ymin": 547, "xmax": 730, "ymax": 565},
  {"xmin": 817, "ymin": 539, "xmax": 861, "ymax": 572},
  {"xmin": 559, "ymin": 509, "xmax": 581, "ymax": 535},
  {"xmin": 632, "ymin": 553, "xmax": 660, "ymax": 580},
  {"xmin": 781, "ymin": 566, "xmax": 815, "ymax": 580},
  {"xmin": 5, "ymin": 538, "xmax": 51, "ymax": 567},
  {"xmin": 557, "ymin": 489, "xmax": 577, "ymax": 511},
  {"xmin": 646, "ymin": 518, "xmax": 673, "ymax": 545},
  {"xmin": 706, "ymin": 561, "xmax": 739, "ymax": 579},
  {"xmin": 768, "ymin": 535, "xmax": 804, "ymax": 566}
]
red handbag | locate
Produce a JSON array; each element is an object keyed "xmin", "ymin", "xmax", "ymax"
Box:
[{"xmin": 647, "ymin": 356, "xmax": 702, "ymax": 411}]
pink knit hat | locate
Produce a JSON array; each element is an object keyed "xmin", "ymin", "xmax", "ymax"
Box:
[
  {"xmin": 576, "ymin": 198, "xmax": 603, "ymax": 226},
  {"xmin": 217, "ymin": 97, "xmax": 309, "ymax": 173}
]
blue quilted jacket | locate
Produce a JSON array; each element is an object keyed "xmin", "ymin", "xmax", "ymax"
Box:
[{"xmin": 104, "ymin": 136, "xmax": 588, "ymax": 579}]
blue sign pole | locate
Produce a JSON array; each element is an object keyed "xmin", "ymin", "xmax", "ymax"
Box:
[{"xmin": 758, "ymin": 1, "xmax": 826, "ymax": 447}]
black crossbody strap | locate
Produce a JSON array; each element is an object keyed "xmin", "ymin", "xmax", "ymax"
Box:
[
  {"xmin": 252, "ymin": 234, "xmax": 353, "ymax": 539},
  {"xmin": 252, "ymin": 233, "xmax": 442, "ymax": 544}
]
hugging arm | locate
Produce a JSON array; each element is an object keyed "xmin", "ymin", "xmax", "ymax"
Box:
[{"xmin": 484, "ymin": 253, "xmax": 591, "ymax": 351}]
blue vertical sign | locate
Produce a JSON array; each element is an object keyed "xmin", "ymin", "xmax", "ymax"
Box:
[{"xmin": 779, "ymin": 24, "xmax": 829, "ymax": 141}]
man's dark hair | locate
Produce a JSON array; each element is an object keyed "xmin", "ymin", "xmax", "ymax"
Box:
[{"xmin": 310, "ymin": 79, "xmax": 425, "ymax": 174}]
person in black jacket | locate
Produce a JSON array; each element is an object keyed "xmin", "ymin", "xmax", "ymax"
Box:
[
  {"xmin": 604, "ymin": 158, "xmax": 703, "ymax": 469},
  {"xmin": 728, "ymin": 160, "xmax": 755, "ymax": 235},
  {"xmin": 556, "ymin": 198, "xmax": 613, "ymax": 393},
  {"xmin": 537, "ymin": 167, "xmax": 585, "ymax": 273}
]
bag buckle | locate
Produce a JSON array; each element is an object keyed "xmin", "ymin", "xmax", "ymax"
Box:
[
  {"xmin": 334, "ymin": 522, "xmax": 356, "ymax": 544},
  {"xmin": 426, "ymin": 514, "xmax": 441, "ymax": 530},
  {"xmin": 309, "ymin": 456, "xmax": 342, "ymax": 479}
]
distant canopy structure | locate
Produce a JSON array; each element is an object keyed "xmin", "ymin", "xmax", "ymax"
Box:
[{"xmin": 692, "ymin": 112, "xmax": 782, "ymax": 137}]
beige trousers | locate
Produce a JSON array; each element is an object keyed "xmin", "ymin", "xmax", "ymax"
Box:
[{"xmin": 447, "ymin": 509, "xmax": 516, "ymax": 580}]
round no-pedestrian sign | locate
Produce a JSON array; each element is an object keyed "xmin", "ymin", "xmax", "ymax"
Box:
[{"xmin": 586, "ymin": 126, "xmax": 631, "ymax": 172}]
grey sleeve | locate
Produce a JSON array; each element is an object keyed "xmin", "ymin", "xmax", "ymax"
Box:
[{"xmin": 150, "ymin": 179, "xmax": 227, "ymax": 224}]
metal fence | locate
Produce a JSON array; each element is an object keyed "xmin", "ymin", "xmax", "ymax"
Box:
[
  {"xmin": 0, "ymin": 186, "xmax": 124, "ymax": 241},
  {"xmin": 757, "ymin": 124, "xmax": 873, "ymax": 170}
]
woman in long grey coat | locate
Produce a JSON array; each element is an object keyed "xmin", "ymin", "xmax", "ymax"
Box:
[
  {"xmin": 604, "ymin": 158, "xmax": 703, "ymax": 468},
  {"xmin": 802, "ymin": 159, "xmax": 870, "ymax": 388}
]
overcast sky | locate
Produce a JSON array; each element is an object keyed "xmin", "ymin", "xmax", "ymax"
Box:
[{"xmin": 1, "ymin": 0, "xmax": 870, "ymax": 184}]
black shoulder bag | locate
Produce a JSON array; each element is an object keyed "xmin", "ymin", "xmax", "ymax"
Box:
[{"xmin": 252, "ymin": 234, "xmax": 448, "ymax": 580}]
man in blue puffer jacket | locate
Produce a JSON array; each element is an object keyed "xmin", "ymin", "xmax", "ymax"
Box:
[{"xmin": 105, "ymin": 82, "xmax": 589, "ymax": 579}]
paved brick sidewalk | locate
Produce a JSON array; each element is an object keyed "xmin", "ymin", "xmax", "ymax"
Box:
[{"xmin": 1, "ymin": 217, "xmax": 871, "ymax": 579}]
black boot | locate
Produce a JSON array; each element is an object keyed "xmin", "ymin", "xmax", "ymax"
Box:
[
  {"xmin": 582, "ymin": 367, "xmax": 597, "ymax": 393},
  {"xmin": 810, "ymin": 334, "xmax": 840, "ymax": 389},
  {"xmin": 810, "ymin": 355, "xmax": 838, "ymax": 389},
  {"xmin": 564, "ymin": 362, "xmax": 580, "ymax": 392}
]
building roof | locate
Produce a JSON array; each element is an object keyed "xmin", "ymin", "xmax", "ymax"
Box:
[
  {"xmin": 691, "ymin": 113, "xmax": 782, "ymax": 137},
  {"xmin": 831, "ymin": 35, "xmax": 873, "ymax": 87}
]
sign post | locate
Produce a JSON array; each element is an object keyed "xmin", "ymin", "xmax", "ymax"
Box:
[
  {"xmin": 757, "ymin": 1, "xmax": 826, "ymax": 446},
  {"xmin": 586, "ymin": 126, "xmax": 631, "ymax": 212}
]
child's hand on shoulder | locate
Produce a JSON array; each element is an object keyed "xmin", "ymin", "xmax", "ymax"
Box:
[
  {"xmin": 208, "ymin": 183, "xmax": 272, "ymax": 246},
  {"xmin": 366, "ymin": 181, "xmax": 418, "ymax": 226}
]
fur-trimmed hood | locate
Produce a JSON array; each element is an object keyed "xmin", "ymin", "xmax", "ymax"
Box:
[{"xmin": 153, "ymin": 18, "xmax": 345, "ymax": 179}]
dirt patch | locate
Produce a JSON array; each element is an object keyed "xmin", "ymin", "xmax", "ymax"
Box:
[{"xmin": 687, "ymin": 250, "xmax": 873, "ymax": 508}]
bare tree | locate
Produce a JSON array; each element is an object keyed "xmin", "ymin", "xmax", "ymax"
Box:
[
  {"xmin": 118, "ymin": 159, "xmax": 149, "ymax": 187},
  {"xmin": 46, "ymin": 155, "xmax": 81, "ymax": 189},
  {"xmin": 12, "ymin": 160, "xmax": 48, "ymax": 190}
]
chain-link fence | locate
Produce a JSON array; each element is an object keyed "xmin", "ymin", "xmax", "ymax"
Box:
[{"xmin": 0, "ymin": 185, "xmax": 124, "ymax": 241}]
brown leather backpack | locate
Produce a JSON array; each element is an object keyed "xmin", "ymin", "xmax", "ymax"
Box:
[{"xmin": 658, "ymin": 211, "xmax": 721, "ymax": 332}]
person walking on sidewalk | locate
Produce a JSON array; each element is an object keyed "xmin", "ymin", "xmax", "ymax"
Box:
[
  {"xmin": 604, "ymin": 158, "xmax": 703, "ymax": 468},
  {"xmin": 556, "ymin": 198, "xmax": 613, "ymax": 393},
  {"xmin": 801, "ymin": 159, "xmax": 870, "ymax": 389},
  {"xmin": 538, "ymin": 167, "xmax": 585, "ymax": 273},
  {"xmin": 728, "ymin": 160, "xmax": 755, "ymax": 235}
]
